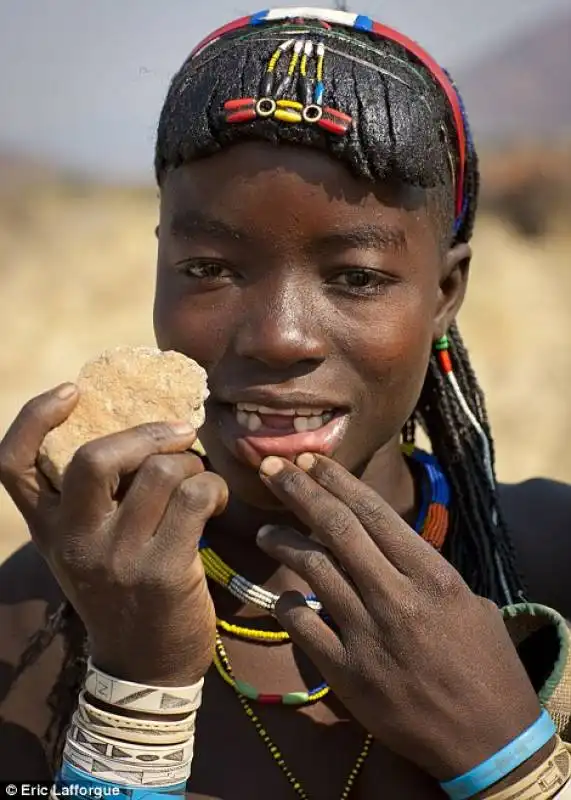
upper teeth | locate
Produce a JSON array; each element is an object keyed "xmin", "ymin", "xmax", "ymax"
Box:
[{"xmin": 236, "ymin": 403, "xmax": 331, "ymax": 416}]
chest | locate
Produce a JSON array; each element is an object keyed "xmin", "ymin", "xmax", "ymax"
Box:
[{"xmin": 187, "ymin": 670, "xmax": 446, "ymax": 800}]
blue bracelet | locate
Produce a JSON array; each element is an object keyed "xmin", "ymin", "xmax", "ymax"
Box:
[
  {"xmin": 56, "ymin": 760, "xmax": 187, "ymax": 799},
  {"xmin": 440, "ymin": 708, "xmax": 556, "ymax": 800}
]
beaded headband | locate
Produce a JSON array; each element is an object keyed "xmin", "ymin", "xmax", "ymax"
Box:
[{"xmin": 190, "ymin": 7, "xmax": 468, "ymax": 231}]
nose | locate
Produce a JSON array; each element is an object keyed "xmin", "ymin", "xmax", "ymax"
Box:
[{"xmin": 233, "ymin": 286, "xmax": 328, "ymax": 370}]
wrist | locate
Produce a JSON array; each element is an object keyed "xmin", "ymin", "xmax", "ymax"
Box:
[
  {"xmin": 89, "ymin": 644, "xmax": 213, "ymax": 687},
  {"xmin": 440, "ymin": 708, "xmax": 557, "ymax": 800},
  {"xmin": 475, "ymin": 737, "xmax": 558, "ymax": 799}
]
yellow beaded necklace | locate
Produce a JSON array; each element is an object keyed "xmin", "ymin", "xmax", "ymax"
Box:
[{"xmin": 215, "ymin": 632, "xmax": 373, "ymax": 799}]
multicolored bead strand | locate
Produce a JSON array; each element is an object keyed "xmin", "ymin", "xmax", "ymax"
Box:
[
  {"xmin": 200, "ymin": 542, "xmax": 322, "ymax": 614},
  {"xmin": 199, "ymin": 445, "xmax": 451, "ymax": 616},
  {"xmin": 434, "ymin": 335, "xmax": 513, "ymax": 604},
  {"xmin": 404, "ymin": 444, "xmax": 450, "ymax": 551},
  {"xmin": 214, "ymin": 634, "xmax": 330, "ymax": 706},
  {"xmin": 215, "ymin": 632, "xmax": 373, "ymax": 799}
]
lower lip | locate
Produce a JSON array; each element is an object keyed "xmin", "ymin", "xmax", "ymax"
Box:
[{"xmin": 215, "ymin": 406, "xmax": 351, "ymax": 469}]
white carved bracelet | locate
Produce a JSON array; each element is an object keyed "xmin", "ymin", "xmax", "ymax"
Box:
[
  {"xmin": 72, "ymin": 710, "xmax": 193, "ymax": 746},
  {"xmin": 67, "ymin": 719, "xmax": 195, "ymax": 768},
  {"xmin": 63, "ymin": 741, "xmax": 192, "ymax": 787},
  {"xmin": 77, "ymin": 691, "xmax": 196, "ymax": 734},
  {"xmin": 84, "ymin": 658, "xmax": 204, "ymax": 716}
]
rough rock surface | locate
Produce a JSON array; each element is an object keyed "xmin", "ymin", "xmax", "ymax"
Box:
[{"xmin": 38, "ymin": 346, "xmax": 208, "ymax": 489}]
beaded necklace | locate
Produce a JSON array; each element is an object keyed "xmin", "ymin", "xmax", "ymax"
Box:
[
  {"xmin": 215, "ymin": 630, "xmax": 374, "ymax": 800},
  {"xmin": 199, "ymin": 445, "xmax": 451, "ymax": 616},
  {"xmin": 214, "ymin": 633, "xmax": 330, "ymax": 705},
  {"xmin": 199, "ymin": 446, "xmax": 450, "ymax": 798}
]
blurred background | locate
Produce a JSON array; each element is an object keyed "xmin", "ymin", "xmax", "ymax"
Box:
[{"xmin": 0, "ymin": 0, "xmax": 570, "ymax": 559}]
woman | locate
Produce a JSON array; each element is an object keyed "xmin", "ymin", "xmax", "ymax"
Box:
[{"xmin": 1, "ymin": 7, "xmax": 571, "ymax": 798}]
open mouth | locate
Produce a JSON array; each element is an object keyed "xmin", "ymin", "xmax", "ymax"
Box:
[
  {"xmin": 215, "ymin": 401, "xmax": 351, "ymax": 467},
  {"xmin": 234, "ymin": 403, "xmax": 338, "ymax": 435}
]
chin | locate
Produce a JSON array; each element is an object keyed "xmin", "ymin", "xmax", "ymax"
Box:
[{"xmin": 200, "ymin": 444, "xmax": 284, "ymax": 510}]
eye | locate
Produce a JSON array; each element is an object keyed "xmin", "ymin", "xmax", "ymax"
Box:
[
  {"xmin": 176, "ymin": 260, "xmax": 235, "ymax": 281},
  {"xmin": 330, "ymin": 269, "xmax": 393, "ymax": 294}
]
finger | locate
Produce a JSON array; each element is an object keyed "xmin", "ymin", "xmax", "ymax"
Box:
[
  {"xmin": 259, "ymin": 457, "xmax": 396, "ymax": 597},
  {"xmin": 0, "ymin": 383, "xmax": 78, "ymax": 520},
  {"xmin": 256, "ymin": 524, "xmax": 367, "ymax": 633},
  {"xmin": 61, "ymin": 421, "xmax": 198, "ymax": 529},
  {"xmin": 113, "ymin": 452, "xmax": 205, "ymax": 548},
  {"xmin": 274, "ymin": 591, "xmax": 345, "ymax": 680},
  {"xmin": 296, "ymin": 453, "xmax": 442, "ymax": 576},
  {"xmin": 153, "ymin": 472, "xmax": 229, "ymax": 557}
]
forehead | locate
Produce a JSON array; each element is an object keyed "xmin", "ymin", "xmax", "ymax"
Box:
[{"xmin": 161, "ymin": 143, "xmax": 439, "ymax": 249}]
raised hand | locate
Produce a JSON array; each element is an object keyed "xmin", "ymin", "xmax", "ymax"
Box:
[
  {"xmin": 256, "ymin": 453, "xmax": 541, "ymax": 782},
  {"xmin": 0, "ymin": 384, "xmax": 228, "ymax": 685}
]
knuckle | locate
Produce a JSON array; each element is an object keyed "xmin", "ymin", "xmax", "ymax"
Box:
[
  {"xmin": 70, "ymin": 443, "xmax": 110, "ymax": 478},
  {"xmin": 324, "ymin": 510, "xmax": 355, "ymax": 544},
  {"xmin": 173, "ymin": 476, "xmax": 215, "ymax": 513},
  {"xmin": 432, "ymin": 563, "xmax": 467, "ymax": 600},
  {"xmin": 140, "ymin": 454, "xmax": 184, "ymax": 486},
  {"xmin": 299, "ymin": 546, "xmax": 330, "ymax": 579}
]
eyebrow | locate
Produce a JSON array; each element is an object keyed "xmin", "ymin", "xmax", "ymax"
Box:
[
  {"xmin": 169, "ymin": 210, "xmax": 406, "ymax": 253},
  {"xmin": 312, "ymin": 225, "xmax": 407, "ymax": 254},
  {"xmin": 169, "ymin": 209, "xmax": 250, "ymax": 243}
]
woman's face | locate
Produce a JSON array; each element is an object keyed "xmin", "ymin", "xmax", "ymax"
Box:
[{"xmin": 154, "ymin": 142, "xmax": 468, "ymax": 508}]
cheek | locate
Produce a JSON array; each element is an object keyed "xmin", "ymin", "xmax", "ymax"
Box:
[
  {"xmin": 153, "ymin": 273, "xmax": 230, "ymax": 368},
  {"xmin": 348, "ymin": 290, "xmax": 435, "ymax": 417}
]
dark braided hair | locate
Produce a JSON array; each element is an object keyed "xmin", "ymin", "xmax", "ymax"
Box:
[{"xmin": 11, "ymin": 15, "xmax": 527, "ymax": 774}]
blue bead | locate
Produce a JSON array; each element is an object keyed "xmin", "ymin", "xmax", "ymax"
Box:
[
  {"xmin": 354, "ymin": 15, "xmax": 374, "ymax": 31},
  {"xmin": 250, "ymin": 10, "xmax": 269, "ymax": 25}
]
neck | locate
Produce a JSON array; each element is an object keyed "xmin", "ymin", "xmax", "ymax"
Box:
[{"xmin": 206, "ymin": 440, "xmax": 419, "ymax": 618}]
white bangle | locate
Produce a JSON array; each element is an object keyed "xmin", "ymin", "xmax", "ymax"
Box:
[
  {"xmin": 76, "ymin": 692, "xmax": 196, "ymax": 744},
  {"xmin": 63, "ymin": 741, "xmax": 192, "ymax": 787},
  {"xmin": 67, "ymin": 719, "xmax": 195, "ymax": 767},
  {"xmin": 85, "ymin": 658, "xmax": 204, "ymax": 716}
]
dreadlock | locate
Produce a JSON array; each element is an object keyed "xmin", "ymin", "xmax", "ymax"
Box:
[{"xmin": 11, "ymin": 14, "xmax": 527, "ymax": 774}]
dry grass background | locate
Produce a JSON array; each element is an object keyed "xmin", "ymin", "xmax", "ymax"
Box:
[{"xmin": 1, "ymin": 158, "xmax": 570, "ymax": 560}]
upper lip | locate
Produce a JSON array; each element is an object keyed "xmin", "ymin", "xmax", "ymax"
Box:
[{"xmin": 212, "ymin": 390, "xmax": 348, "ymax": 411}]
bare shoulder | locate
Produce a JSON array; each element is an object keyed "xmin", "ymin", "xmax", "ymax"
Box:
[
  {"xmin": 0, "ymin": 542, "xmax": 69, "ymax": 779},
  {"xmin": 499, "ymin": 478, "xmax": 571, "ymax": 615}
]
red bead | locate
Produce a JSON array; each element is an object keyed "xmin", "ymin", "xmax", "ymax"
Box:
[
  {"xmin": 439, "ymin": 351, "xmax": 453, "ymax": 375},
  {"xmin": 323, "ymin": 106, "xmax": 353, "ymax": 124},
  {"xmin": 318, "ymin": 117, "xmax": 349, "ymax": 135},
  {"xmin": 224, "ymin": 98, "xmax": 256, "ymax": 110},
  {"xmin": 226, "ymin": 110, "xmax": 257, "ymax": 123},
  {"xmin": 259, "ymin": 694, "xmax": 283, "ymax": 704}
]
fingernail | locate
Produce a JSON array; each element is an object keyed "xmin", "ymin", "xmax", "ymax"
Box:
[
  {"xmin": 260, "ymin": 456, "xmax": 284, "ymax": 477},
  {"xmin": 296, "ymin": 453, "xmax": 315, "ymax": 471},
  {"xmin": 170, "ymin": 421, "xmax": 195, "ymax": 436},
  {"xmin": 257, "ymin": 524, "xmax": 275, "ymax": 542},
  {"xmin": 56, "ymin": 383, "xmax": 77, "ymax": 399}
]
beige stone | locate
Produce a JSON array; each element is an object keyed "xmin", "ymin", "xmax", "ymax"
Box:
[{"xmin": 38, "ymin": 346, "xmax": 208, "ymax": 489}]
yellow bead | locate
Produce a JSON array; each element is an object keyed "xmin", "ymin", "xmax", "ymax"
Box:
[
  {"xmin": 276, "ymin": 99, "xmax": 304, "ymax": 111},
  {"xmin": 274, "ymin": 109, "xmax": 303, "ymax": 124}
]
